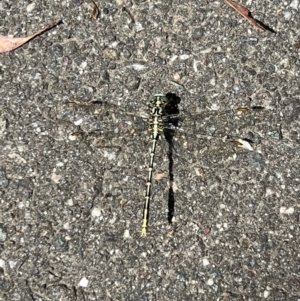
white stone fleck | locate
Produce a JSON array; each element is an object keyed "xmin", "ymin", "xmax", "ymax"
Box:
[
  {"xmin": 0, "ymin": 228, "xmax": 7, "ymax": 242},
  {"xmin": 80, "ymin": 61, "xmax": 87, "ymax": 69},
  {"xmin": 68, "ymin": 134, "xmax": 78, "ymax": 141},
  {"xmin": 211, "ymin": 103, "xmax": 220, "ymax": 110},
  {"xmin": 51, "ymin": 169, "xmax": 62, "ymax": 184},
  {"xmin": 209, "ymin": 77, "xmax": 216, "ymax": 86},
  {"xmin": 193, "ymin": 59, "xmax": 198, "ymax": 72},
  {"xmin": 26, "ymin": 3, "xmax": 35, "ymax": 12},
  {"xmin": 8, "ymin": 153, "xmax": 26, "ymax": 164},
  {"xmin": 170, "ymin": 55, "xmax": 178, "ymax": 62},
  {"xmin": 33, "ymin": 72, "xmax": 42, "ymax": 80},
  {"xmin": 9, "ymin": 261, "xmax": 17, "ymax": 269},
  {"xmin": 265, "ymin": 188, "xmax": 273, "ymax": 197},
  {"xmin": 263, "ymin": 290, "xmax": 270, "ymax": 298},
  {"xmin": 280, "ymin": 206, "xmax": 294, "ymax": 214},
  {"xmin": 0, "ymin": 117, "xmax": 6, "ymax": 135},
  {"xmin": 74, "ymin": 118, "xmax": 83, "ymax": 126},
  {"xmin": 207, "ymin": 278, "xmax": 214, "ymax": 286},
  {"xmin": 24, "ymin": 211, "xmax": 31, "ymax": 219},
  {"xmin": 134, "ymin": 22, "xmax": 144, "ymax": 32},
  {"xmin": 173, "ymin": 72, "xmax": 180, "ymax": 81},
  {"xmin": 179, "ymin": 54, "xmax": 190, "ymax": 60},
  {"xmin": 104, "ymin": 150, "xmax": 116, "ymax": 160},
  {"xmin": 16, "ymin": 144, "xmax": 26, "ymax": 152},
  {"xmin": 131, "ymin": 64, "xmax": 147, "ymax": 71},
  {"xmin": 203, "ymin": 258, "xmax": 209, "ymax": 266},
  {"xmin": 63, "ymin": 223, "xmax": 70, "ymax": 230},
  {"xmin": 91, "ymin": 207, "xmax": 101, "ymax": 217},
  {"xmin": 290, "ymin": 0, "xmax": 299, "ymax": 9},
  {"xmin": 200, "ymin": 48, "xmax": 212, "ymax": 54},
  {"xmin": 0, "ymin": 259, "xmax": 5, "ymax": 269},
  {"xmin": 123, "ymin": 229, "xmax": 131, "ymax": 239},
  {"xmin": 78, "ymin": 277, "xmax": 88, "ymax": 287},
  {"xmin": 18, "ymin": 202, "xmax": 24, "ymax": 209},
  {"xmin": 284, "ymin": 11, "xmax": 292, "ymax": 20},
  {"xmin": 110, "ymin": 41, "xmax": 119, "ymax": 48}
]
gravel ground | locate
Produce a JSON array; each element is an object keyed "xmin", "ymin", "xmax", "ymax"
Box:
[{"xmin": 0, "ymin": 0, "xmax": 300, "ymax": 300}]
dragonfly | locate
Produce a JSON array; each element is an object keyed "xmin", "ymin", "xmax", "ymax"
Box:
[{"xmin": 59, "ymin": 94, "xmax": 279, "ymax": 237}]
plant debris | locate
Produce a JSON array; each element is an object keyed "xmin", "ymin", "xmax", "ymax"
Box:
[
  {"xmin": 233, "ymin": 138, "xmax": 254, "ymax": 151},
  {"xmin": 225, "ymin": 0, "xmax": 265, "ymax": 32},
  {"xmin": 85, "ymin": 0, "xmax": 99, "ymax": 20},
  {"xmin": 0, "ymin": 19, "xmax": 60, "ymax": 53},
  {"xmin": 294, "ymin": 40, "xmax": 300, "ymax": 48}
]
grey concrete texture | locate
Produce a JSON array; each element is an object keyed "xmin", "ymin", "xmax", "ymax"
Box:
[{"xmin": 0, "ymin": 0, "xmax": 299, "ymax": 300}]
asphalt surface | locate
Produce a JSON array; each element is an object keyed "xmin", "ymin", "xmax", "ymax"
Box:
[{"xmin": 0, "ymin": 1, "xmax": 300, "ymax": 300}]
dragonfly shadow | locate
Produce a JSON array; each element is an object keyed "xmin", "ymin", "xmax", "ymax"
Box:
[{"xmin": 164, "ymin": 93, "xmax": 181, "ymax": 229}]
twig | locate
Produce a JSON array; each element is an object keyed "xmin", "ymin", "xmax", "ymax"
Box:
[{"xmin": 225, "ymin": 0, "xmax": 265, "ymax": 32}]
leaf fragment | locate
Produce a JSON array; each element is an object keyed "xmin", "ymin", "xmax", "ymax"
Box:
[
  {"xmin": 233, "ymin": 138, "xmax": 254, "ymax": 151},
  {"xmin": 85, "ymin": 0, "xmax": 99, "ymax": 20},
  {"xmin": 294, "ymin": 40, "xmax": 300, "ymax": 48},
  {"xmin": 0, "ymin": 19, "xmax": 61, "ymax": 53},
  {"xmin": 154, "ymin": 173, "xmax": 167, "ymax": 180},
  {"xmin": 225, "ymin": 0, "xmax": 265, "ymax": 32},
  {"xmin": 236, "ymin": 106, "xmax": 265, "ymax": 113}
]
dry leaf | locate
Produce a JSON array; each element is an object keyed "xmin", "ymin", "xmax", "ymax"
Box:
[
  {"xmin": 167, "ymin": 229, "xmax": 175, "ymax": 237},
  {"xmin": 236, "ymin": 107, "xmax": 250, "ymax": 113},
  {"xmin": 89, "ymin": 0, "xmax": 99, "ymax": 20},
  {"xmin": 84, "ymin": 0, "xmax": 99, "ymax": 20},
  {"xmin": 234, "ymin": 138, "xmax": 253, "ymax": 151},
  {"xmin": 225, "ymin": 0, "xmax": 265, "ymax": 32},
  {"xmin": 154, "ymin": 173, "xmax": 167, "ymax": 180},
  {"xmin": 0, "ymin": 19, "xmax": 60, "ymax": 53},
  {"xmin": 203, "ymin": 226, "xmax": 211, "ymax": 235},
  {"xmin": 237, "ymin": 106, "xmax": 265, "ymax": 114},
  {"xmin": 121, "ymin": 199, "xmax": 129, "ymax": 209},
  {"xmin": 294, "ymin": 40, "xmax": 300, "ymax": 48}
]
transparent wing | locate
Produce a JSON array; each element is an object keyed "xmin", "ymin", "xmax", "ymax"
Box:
[
  {"xmin": 165, "ymin": 106, "xmax": 281, "ymax": 156},
  {"xmin": 57, "ymin": 100, "xmax": 146, "ymax": 136},
  {"xmin": 57, "ymin": 100, "xmax": 283, "ymax": 179},
  {"xmin": 56, "ymin": 99, "xmax": 285, "ymax": 235}
]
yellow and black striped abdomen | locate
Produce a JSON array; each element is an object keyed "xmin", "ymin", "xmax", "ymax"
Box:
[{"xmin": 141, "ymin": 95, "xmax": 169, "ymax": 236}]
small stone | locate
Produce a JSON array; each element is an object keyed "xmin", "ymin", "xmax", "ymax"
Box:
[
  {"xmin": 290, "ymin": 0, "xmax": 299, "ymax": 9},
  {"xmin": 0, "ymin": 259, "xmax": 5, "ymax": 269},
  {"xmin": 280, "ymin": 207, "xmax": 294, "ymax": 214},
  {"xmin": 26, "ymin": 3, "xmax": 35, "ymax": 12},
  {"xmin": 179, "ymin": 54, "xmax": 190, "ymax": 60},
  {"xmin": 78, "ymin": 277, "xmax": 88, "ymax": 287},
  {"xmin": 91, "ymin": 207, "xmax": 101, "ymax": 217},
  {"xmin": 74, "ymin": 118, "xmax": 83, "ymax": 126},
  {"xmin": 263, "ymin": 290, "xmax": 270, "ymax": 298},
  {"xmin": 203, "ymin": 258, "xmax": 209, "ymax": 266},
  {"xmin": 123, "ymin": 229, "xmax": 130, "ymax": 239},
  {"xmin": 104, "ymin": 48, "xmax": 119, "ymax": 60},
  {"xmin": 51, "ymin": 169, "xmax": 62, "ymax": 184},
  {"xmin": 51, "ymin": 234, "xmax": 69, "ymax": 252},
  {"xmin": 134, "ymin": 22, "xmax": 144, "ymax": 32},
  {"xmin": 0, "ymin": 224, "xmax": 7, "ymax": 242}
]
